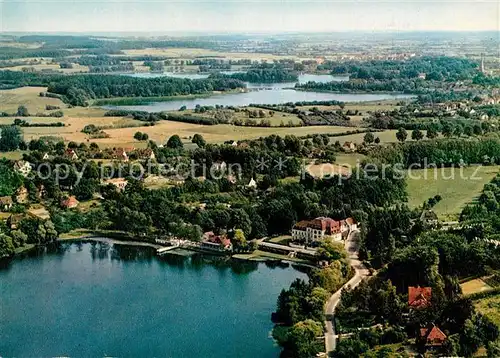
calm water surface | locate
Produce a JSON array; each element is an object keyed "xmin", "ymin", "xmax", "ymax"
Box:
[{"xmin": 0, "ymin": 242, "xmax": 307, "ymax": 357}]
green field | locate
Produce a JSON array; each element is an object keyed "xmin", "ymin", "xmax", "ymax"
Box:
[
  {"xmin": 406, "ymin": 165, "xmax": 500, "ymax": 220},
  {"xmin": 475, "ymin": 293, "xmax": 500, "ymax": 328}
]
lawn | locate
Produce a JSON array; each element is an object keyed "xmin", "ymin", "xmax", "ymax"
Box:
[
  {"xmin": 474, "ymin": 293, "xmax": 500, "ymax": 328},
  {"xmin": 406, "ymin": 165, "xmax": 500, "ymax": 220},
  {"xmin": 460, "ymin": 278, "xmax": 494, "ymax": 295},
  {"xmin": 0, "ymin": 151, "xmax": 26, "ymax": 160}
]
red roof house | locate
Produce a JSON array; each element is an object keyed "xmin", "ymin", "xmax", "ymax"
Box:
[
  {"xmin": 61, "ymin": 196, "xmax": 79, "ymax": 209},
  {"xmin": 419, "ymin": 325, "xmax": 447, "ymax": 347},
  {"xmin": 408, "ymin": 286, "xmax": 432, "ymax": 309}
]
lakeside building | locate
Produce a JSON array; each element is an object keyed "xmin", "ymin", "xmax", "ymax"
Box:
[
  {"xmin": 201, "ymin": 231, "xmax": 233, "ymax": 252},
  {"xmin": 291, "ymin": 217, "xmax": 356, "ymax": 243}
]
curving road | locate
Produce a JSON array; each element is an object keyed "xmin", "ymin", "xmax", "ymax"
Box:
[{"xmin": 324, "ymin": 229, "xmax": 370, "ymax": 355}]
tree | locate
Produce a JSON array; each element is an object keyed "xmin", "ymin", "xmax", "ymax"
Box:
[
  {"xmin": 192, "ymin": 134, "xmax": 206, "ymax": 148},
  {"xmin": 363, "ymin": 131, "xmax": 375, "ymax": 144},
  {"xmin": 16, "ymin": 105, "xmax": 29, "ymax": 117},
  {"xmin": 396, "ymin": 128, "xmax": 407, "ymax": 143},
  {"xmin": 411, "ymin": 129, "xmax": 424, "ymax": 141},
  {"xmin": 487, "ymin": 340, "xmax": 500, "ymax": 358},
  {"xmin": 0, "ymin": 126, "xmax": 23, "ymax": 151},
  {"xmin": 427, "ymin": 127, "xmax": 439, "ymax": 139},
  {"xmin": 0, "ymin": 233, "xmax": 15, "ymax": 257},
  {"xmin": 232, "ymin": 229, "xmax": 247, "ymax": 249},
  {"xmin": 284, "ymin": 320, "xmax": 323, "ymax": 358},
  {"xmin": 334, "ymin": 337, "xmax": 370, "ymax": 358},
  {"xmin": 374, "ymin": 137, "xmax": 381, "ymax": 144},
  {"xmin": 11, "ymin": 230, "xmax": 28, "ymax": 248},
  {"xmin": 166, "ymin": 135, "xmax": 183, "ymax": 149}
]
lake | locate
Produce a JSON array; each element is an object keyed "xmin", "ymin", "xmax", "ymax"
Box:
[
  {"xmin": 109, "ymin": 72, "xmax": 413, "ymax": 111},
  {"xmin": 0, "ymin": 242, "xmax": 307, "ymax": 357}
]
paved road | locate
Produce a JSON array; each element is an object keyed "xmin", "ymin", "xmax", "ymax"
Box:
[{"xmin": 324, "ymin": 229, "xmax": 370, "ymax": 355}]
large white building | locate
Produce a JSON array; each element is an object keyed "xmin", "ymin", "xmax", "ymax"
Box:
[{"xmin": 291, "ymin": 217, "xmax": 356, "ymax": 243}]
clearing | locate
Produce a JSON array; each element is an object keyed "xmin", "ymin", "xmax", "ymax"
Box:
[
  {"xmin": 406, "ymin": 165, "xmax": 500, "ymax": 220},
  {"xmin": 460, "ymin": 278, "xmax": 494, "ymax": 295}
]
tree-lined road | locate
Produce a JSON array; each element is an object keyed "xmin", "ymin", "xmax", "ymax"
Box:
[{"xmin": 324, "ymin": 230, "xmax": 370, "ymax": 355}]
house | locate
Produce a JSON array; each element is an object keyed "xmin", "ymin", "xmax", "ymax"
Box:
[
  {"xmin": 65, "ymin": 149, "xmax": 79, "ymax": 161},
  {"xmin": 103, "ymin": 178, "xmax": 128, "ymax": 191},
  {"xmin": 0, "ymin": 196, "xmax": 13, "ymax": 211},
  {"xmin": 419, "ymin": 324, "xmax": 447, "ymax": 347},
  {"xmin": 15, "ymin": 186, "xmax": 29, "ymax": 204},
  {"xmin": 201, "ymin": 231, "xmax": 233, "ymax": 252},
  {"xmin": 61, "ymin": 196, "xmax": 79, "ymax": 209},
  {"xmin": 42, "ymin": 153, "xmax": 50, "ymax": 160},
  {"xmin": 418, "ymin": 73, "xmax": 427, "ymax": 80},
  {"xmin": 343, "ymin": 141, "xmax": 356, "ymax": 152},
  {"xmin": 135, "ymin": 148, "xmax": 155, "ymax": 160},
  {"xmin": 7, "ymin": 214, "xmax": 23, "ymax": 230},
  {"xmin": 13, "ymin": 160, "xmax": 32, "ymax": 177},
  {"xmin": 113, "ymin": 148, "xmax": 129, "ymax": 162},
  {"xmin": 345, "ymin": 217, "xmax": 358, "ymax": 231},
  {"xmin": 230, "ymin": 141, "xmax": 238, "ymax": 147},
  {"xmin": 408, "ymin": 286, "xmax": 432, "ymax": 309},
  {"xmin": 420, "ymin": 210, "xmax": 438, "ymax": 227},
  {"xmin": 247, "ymin": 178, "xmax": 257, "ymax": 188}
]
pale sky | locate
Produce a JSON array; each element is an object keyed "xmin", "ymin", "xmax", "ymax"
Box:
[{"xmin": 1, "ymin": 0, "xmax": 499, "ymax": 33}]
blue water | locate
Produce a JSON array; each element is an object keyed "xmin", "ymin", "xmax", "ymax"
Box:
[{"xmin": 0, "ymin": 243, "xmax": 307, "ymax": 357}]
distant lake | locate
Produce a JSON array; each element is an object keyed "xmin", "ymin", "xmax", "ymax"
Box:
[
  {"xmin": 0, "ymin": 242, "xmax": 307, "ymax": 357},
  {"xmin": 103, "ymin": 89, "xmax": 414, "ymax": 112}
]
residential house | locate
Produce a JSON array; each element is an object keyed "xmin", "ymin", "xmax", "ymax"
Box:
[
  {"xmin": 103, "ymin": 178, "xmax": 128, "ymax": 191},
  {"xmin": 247, "ymin": 178, "xmax": 257, "ymax": 188},
  {"xmin": 113, "ymin": 148, "xmax": 129, "ymax": 162},
  {"xmin": 7, "ymin": 214, "xmax": 23, "ymax": 230},
  {"xmin": 61, "ymin": 196, "xmax": 79, "ymax": 209},
  {"xmin": 420, "ymin": 210, "xmax": 439, "ymax": 228},
  {"xmin": 135, "ymin": 148, "xmax": 156, "ymax": 161},
  {"xmin": 229, "ymin": 141, "xmax": 238, "ymax": 147},
  {"xmin": 65, "ymin": 149, "xmax": 79, "ymax": 161},
  {"xmin": 13, "ymin": 160, "xmax": 32, "ymax": 177},
  {"xmin": 419, "ymin": 325, "xmax": 447, "ymax": 348},
  {"xmin": 42, "ymin": 153, "xmax": 50, "ymax": 160},
  {"xmin": 0, "ymin": 196, "xmax": 13, "ymax": 211},
  {"xmin": 201, "ymin": 231, "xmax": 233, "ymax": 252},
  {"xmin": 408, "ymin": 286, "xmax": 432, "ymax": 309},
  {"xmin": 418, "ymin": 73, "xmax": 426, "ymax": 80},
  {"xmin": 343, "ymin": 141, "xmax": 356, "ymax": 152},
  {"xmin": 15, "ymin": 186, "xmax": 29, "ymax": 204},
  {"xmin": 345, "ymin": 217, "xmax": 358, "ymax": 231}
]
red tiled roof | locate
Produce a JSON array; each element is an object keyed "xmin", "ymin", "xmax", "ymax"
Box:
[
  {"xmin": 420, "ymin": 325, "xmax": 447, "ymax": 345},
  {"xmin": 61, "ymin": 196, "xmax": 79, "ymax": 208},
  {"xmin": 409, "ymin": 286, "xmax": 432, "ymax": 308}
]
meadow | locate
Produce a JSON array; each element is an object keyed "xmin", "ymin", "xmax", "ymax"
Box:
[{"xmin": 406, "ymin": 165, "xmax": 500, "ymax": 220}]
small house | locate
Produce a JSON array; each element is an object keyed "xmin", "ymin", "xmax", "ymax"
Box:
[
  {"xmin": 103, "ymin": 178, "xmax": 128, "ymax": 191},
  {"xmin": 7, "ymin": 214, "xmax": 23, "ymax": 230},
  {"xmin": 61, "ymin": 196, "xmax": 79, "ymax": 209},
  {"xmin": 418, "ymin": 73, "xmax": 427, "ymax": 80},
  {"xmin": 0, "ymin": 196, "xmax": 13, "ymax": 211},
  {"xmin": 408, "ymin": 286, "xmax": 432, "ymax": 309},
  {"xmin": 113, "ymin": 148, "xmax": 129, "ymax": 162},
  {"xmin": 419, "ymin": 324, "xmax": 447, "ymax": 348},
  {"xmin": 65, "ymin": 149, "xmax": 79, "ymax": 161},
  {"xmin": 247, "ymin": 178, "xmax": 257, "ymax": 188},
  {"xmin": 13, "ymin": 161, "xmax": 32, "ymax": 177},
  {"xmin": 15, "ymin": 186, "xmax": 29, "ymax": 204},
  {"xmin": 343, "ymin": 141, "xmax": 356, "ymax": 152}
]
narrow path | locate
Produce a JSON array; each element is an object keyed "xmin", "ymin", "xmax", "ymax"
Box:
[{"xmin": 324, "ymin": 230, "xmax": 370, "ymax": 355}]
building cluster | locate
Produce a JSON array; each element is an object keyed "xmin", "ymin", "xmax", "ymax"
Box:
[
  {"xmin": 408, "ymin": 286, "xmax": 447, "ymax": 349},
  {"xmin": 291, "ymin": 216, "xmax": 357, "ymax": 243}
]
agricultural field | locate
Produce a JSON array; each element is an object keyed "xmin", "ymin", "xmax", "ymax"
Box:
[
  {"xmin": 406, "ymin": 165, "xmax": 500, "ymax": 220},
  {"xmin": 328, "ymin": 130, "xmax": 435, "ymax": 145},
  {"xmin": 306, "ymin": 162, "xmax": 351, "ymax": 178},
  {"xmin": 0, "ymin": 86, "xmax": 66, "ymax": 113},
  {"xmin": 120, "ymin": 48, "xmax": 305, "ymax": 61},
  {"xmin": 5, "ymin": 62, "xmax": 89, "ymax": 73}
]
